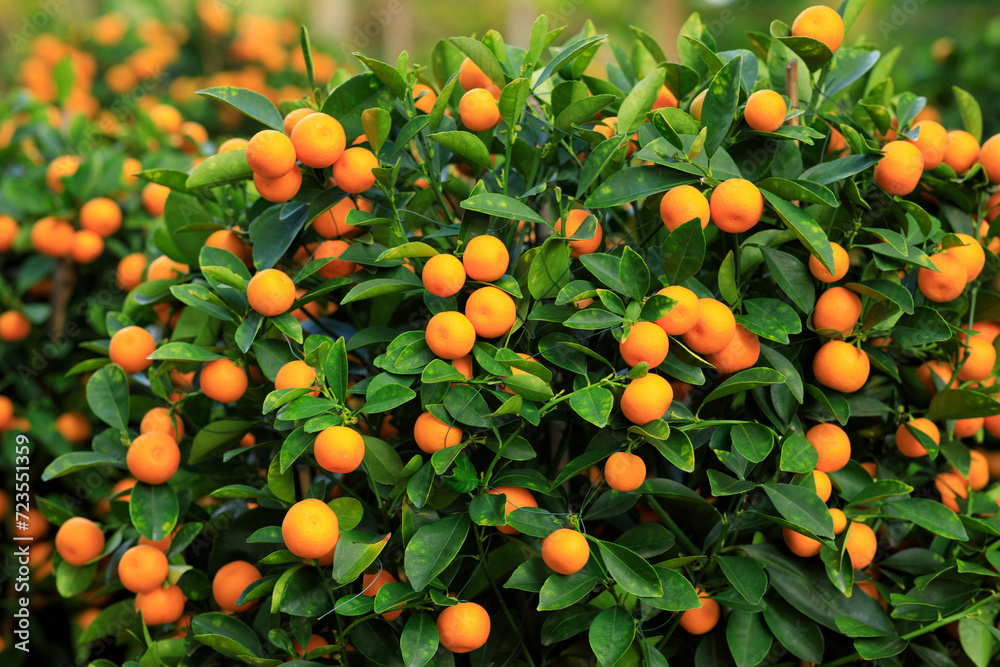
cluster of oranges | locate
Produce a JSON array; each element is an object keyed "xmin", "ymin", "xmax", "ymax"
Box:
[{"xmin": 10, "ymin": 2, "xmax": 1000, "ymax": 664}]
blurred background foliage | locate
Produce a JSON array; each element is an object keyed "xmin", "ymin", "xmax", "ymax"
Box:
[{"xmin": 0, "ymin": 0, "xmax": 999, "ymax": 147}]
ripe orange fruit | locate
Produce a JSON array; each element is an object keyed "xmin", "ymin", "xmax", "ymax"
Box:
[
  {"xmin": 425, "ymin": 311, "xmax": 476, "ymax": 360},
  {"xmin": 907, "ymin": 120, "xmax": 948, "ymax": 169},
  {"xmin": 710, "ymin": 179, "xmax": 764, "ymax": 233},
  {"xmin": 783, "ymin": 527, "xmax": 821, "ymax": 557},
  {"xmin": 554, "ymin": 208, "xmax": 603, "ymax": 257},
  {"xmin": 542, "ymin": 528, "xmax": 590, "ymax": 575},
  {"xmin": 465, "ymin": 286, "xmax": 516, "ymax": 339},
  {"xmin": 30, "ymin": 217, "xmax": 74, "ymax": 257},
  {"xmin": 812, "ymin": 340, "xmax": 870, "ymax": 393},
  {"xmin": 142, "ymin": 183, "xmax": 171, "ymax": 216},
  {"xmin": 283, "ymin": 108, "xmax": 314, "ymax": 135},
  {"xmin": 812, "ymin": 470, "xmax": 832, "ymax": 502},
  {"xmin": 332, "ymin": 147, "xmax": 378, "ymax": 194},
  {"xmin": 791, "ymin": 5, "xmax": 845, "ymax": 52},
  {"xmin": 218, "ymin": 137, "xmax": 249, "ymax": 153},
  {"xmin": 117, "ymin": 253, "xmax": 148, "ymax": 290},
  {"xmin": 980, "ymin": 133, "xmax": 1000, "ymax": 183},
  {"xmin": 895, "ymin": 418, "xmax": 938, "ymax": 458},
  {"xmin": 110, "ymin": 326, "xmax": 156, "ymax": 374},
  {"xmin": 956, "ymin": 335, "xmax": 996, "ymax": 381},
  {"xmin": 943, "ymin": 233, "xmax": 985, "ymax": 283},
  {"xmin": 118, "ymin": 544, "xmax": 169, "ymax": 593},
  {"xmin": 809, "ymin": 242, "xmax": 849, "ymax": 283},
  {"xmin": 917, "ymin": 252, "xmax": 966, "ymax": 302},
  {"xmin": 805, "ymin": 423, "xmax": 851, "ymax": 473},
  {"xmin": 361, "ymin": 569, "xmax": 403, "ymax": 620},
  {"xmin": 281, "ymin": 498, "xmax": 339, "ymax": 560},
  {"xmin": 315, "ymin": 240, "xmax": 357, "ymax": 279},
  {"xmin": 943, "ymin": 130, "xmax": 980, "ymax": 175},
  {"xmin": 690, "ymin": 90, "xmax": 707, "ymax": 121},
  {"xmin": 679, "ymin": 589, "xmax": 720, "ymax": 635},
  {"xmin": 682, "ymin": 298, "xmax": 736, "ymax": 355},
  {"xmin": 463, "ymin": 235, "xmax": 509, "ymax": 282},
  {"xmin": 314, "ymin": 426, "xmax": 365, "ymax": 474},
  {"xmin": 135, "ymin": 584, "xmax": 186, "ymax": 625},
  {"xmin": 206, "ymin": 229, "xmax": 251, "ymax": 264},
  {"xmin": 212, "ymin": 560, "xmax": 261, "ymax": 613},
  {"xmin": 55, "ymin": 412, "xmax": 91, "ymax": 444},
  {"xmin": 422, "ymin": 254, "xmax": 467, "ymax": 297},
  {"xmin": 0, "ymin": 311, "xmax": 31, "ymax": 342},
  {"xmin": 972, "ymin": 320, "xmax": 1000, "ymax": 344},
  {"xmin": 290, "ymin": 112, "xmax": 346, "ymax": 168},
  {"xmin": 604, "ymin": 451, "xmax": 646, "ymax": 492},
  {"xmin": 619, "ymin": 321, "xmax": 669, "ymax": 368},
  {"xmin": 952, "ymin": 450, "xmax": 989, "ymax": 491},
  {"xmin": 47, "ymin": 155, "xmax": 80, "ymax": 193},
  {"xmin": 247, "ymin": 268, "xmax": 295, "ymax": 316},
  {"xmin": 654, "ymin": 286, "xmax": 701, "ymax": 335},
  {"xmin": 845, "ymin": 522, "xmax": 877, "ymax": 570},
  {"xmin": 413, "ymin": 84, "xmax": 438, "ymax": 114},
  {"xmin": 437, "ymin": 602, "xmax": 491, "ymax": 653},
  {"xmin": 487, "ymin": 486, "xmax": 538, "ymax": 535},
  {"xmin": 458, "ymin": 57, "xmax": 492, "ymax": 91},
  {"xmin": 414, "ymin": 411, "xmax": 463, "ymax": 453},
  {"xmin": 200, "ymin": 358, "xmax": 249, "ymax": 403},
  {"xmin": 275, "ymin": 360, "xmax": 318, "ymax": 395},
  {"xmin": 744, "ymin": 90, "xmax": 787, "ymax": 133},
  {"xmin": 660, "ymin": 185, "xmax": 710, "ymax": 232},
  {"xmin": 71, "ymin": 230, "xmax": 104, "ymax": 264},
  {"xmin": 55, "ymin": 517, "xmax": 105, "ymax": 567},
  {"xmin": 812, "ymin": 286, "xmax": 862, "ymax": 334},
  {"xmin": 452, "ymin": 355, "xmax": 474, "ymax": 379},
  {"xmin": 936, "ymin": 471, "xmax": 968, "ymax": 512},
  {"xmin": 291, "ymin": 634, "xmax": 331, "ymax": 659},
  {"xmin": 127, "ymin": 432, "xmax": 181, "ymax": 484},
  {"xmin": 246, "ymin": 129, "xmax": 296, "ymax": 179},
  {"xmin": 146, "ymin": 255, "xmax": 189, "ymax": 281},
  {"xmin": 916, "ymin": 361, "xmax": 957, "ymax": 394},
  {"xmin": 459, "ymin": 88, "xmax": 500, "ymax": 132},
  {"xmin": 254, "ymin": 166, "xmax": 302, "ymax": 202},
  {"xmin": 653, "ymin": 84, "xmax": 678, "ymax": 109},
  {"xmin": 80, "ymin": 197, "xmax": 122, "ymax": 237},
  {"xmin": 953, "ymin": 417, "xmax": 984, "ymax": 439},
  {"xmin": 620, "ymin": 374, "xmax": 673, "ymax": 425},
  {"xmin": 874, "ymin": 140, "xmax": 924, "ymax": 196},
  {"xmin": 149, "ymin": 104, "xmax": 183, "ymax": 133},
  {"xmin": 313, "ymin": 198, "xmax": 361, "ymax": 240},
  {"xmin": 707, "ymin": 323, "xmax": 760, "ymax": 374},
  {"xmin": 0, "ymin": 214, "xmax": 18, "ymax": 252},
  {"xmin": 830, "ymin": 508, "xmax": 848, "ymax": 535},
  {"xmin": 0, "ymin": 395, "xmax": 14, "ymax": 429}
]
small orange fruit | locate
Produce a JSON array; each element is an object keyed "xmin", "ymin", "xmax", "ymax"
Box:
[
  {"xmin": 805, "ymin": 423, "xmax": 851, "ymax": 473},
  {"xmin": 895, "ymin": 418, "xmax": 938, "ymax": 458},
  {"xmin": 604, "ymin": 451, "xmax": 646, "ymax": 492},
  {"xmin": 809, "ymin": 242, "xmax": 849, "ymax": 283},
  {"xmin": 830, "ymin": 508, "xmax": 848, "ymax": 535},
  {"xmin": 275, "ymin": 360, "xmax": 318, "ymax": 395},
  {"xmin": 290, "ymin": 112, "xmax": 346, "ymax": 168},
  {"xmin": 979, "ymin": 133, "xmax": 1000, "ymax": 183},
  {"xmin": 943, "ymin": 130, "xmax": 980, "ymax": 175},
  {"xmin": 682, "ymin": 298, "xmax": 736, "ymax": 355},
  {"xmin": 30, "ymin": 217, "xmax": 75, "ymax": 258},
  {"xmin": 936, "ymin": 471, "xmax": 968, "ymax": 512},
  {"xmin": 422, "ymin": 254, "xmax": 467, "ymax": 297},
  {"xmin": 362, "ymin": 569, "xmax": 403, "ymax": 620},
  {"xmin": 0, "ymin": 215, "xmax": 18, "ymax": 252},
  {"xmin": 212, "ymin": 561, "xmax": 262, "ymax": 613},
  {"xmin": 710, "ymin": 179, "xmax": 764, "ymax": 233},
  {"xmin": 619, "ymin": 321, "xmax": 669, "ymax": 368},
  {"xmin": 109, "ymin": 326, "xmax": 156, "ymax": 374},
  {"xmin": 80, "ymin": 197, "xmax": 122, "ymax": 237},
  {"xmin": 620, "ymin": 374, "xmax": 673, "ymax": 425},
  {"xmin": 127, "ymin": 432, "xmax": 180, "ymax": 484},
  {"xmin": 140, "ymin": 407, "xmax": 183, "ymax": 441},
  {"xmin": 542, "ymin": 528, "xmax": 590, "ymax": 575},
  {"xmin": 874, "ymin": 140, "xmax": 924, "ymax": 196},
  {"xmin": 315, "ymin": 240, "xmax": 357, "ymax": 279},
  {"xmin": 465, "ymin": 286, "xmax": 516, "ymax": 339},
  {"xmin": 917, "ymin": 253, "xmax": 966, "ymax": 302},
  {"xmin": 679, "ymin": 589, "xmax": 720, "ymax": 635},
  {"xmin": 437, "ymin": 602, "xmax": 491, "ymax": 653},
  {"xmin": 907, "ymin": 120, "xmax": 948, "ymax": 170},
  {"xmin": 425, "ymin": 311, "xmax": 476, "ymax": 360},
  {"xmin": 463, "ymin": 235, "xmax": 509, "ymax": 282},
  {"xmin": 200, "ymin": 358, "xmax": 248, "ymax": 403},
  {"xmin": 660, "ymin": 185, "xmax": 710, "ymax": 232},
  {"xmin": 812, "ymin": 340, "xmax": 869, "ymax": 393},
  {"xmin": 254, "ymin": 167, "xmax": 302, "ymax": 202},
  {"xmin": 71, "ymin": 230, "xmax": 104, "ymax": 264},
  {"xmin": 783, "ymin": 527, "xmax": 821, "ymax": 557},
  {"xmin": 956, "ymin": 335, "xmax": 996, "ymax": 381},
  {"xmin": 247, "ymin": 268, "xmax": 295, "ymax": 316},
  {"xmin": 487, "ymin": 486, "xmax": 538, "ymax": 535},
  {"xmin": 459, "ymin": 88, "xmax": 501, "ymax": 132},
  {"xmin": 706, "ymin": 324, "xmax": 760, "ymax": 374},
  {"xmin": 332, "ymin": 147, "xmax": 378, "ymax": 194},
  {"xmin": 146, "ymin": 255, "xmax": 189, "ymax": 281},
  {"xmin": 55, "ymin": 517, "xmax": 105, "ymax": 567},
  {"xmin": 554, "ymin": 209, "xmax": 603, "ymax": 257},
  {"xmin": 0, "ymin": 311, "xmax": 31, "ymax": 342},
  {"xmin": 414, "ymin": 411, "xmax": 463, "ymax": 453},
  {"xmin": 943, "ymin": 233, "xmax": 985, "ymax": 283},
  {"xmin": 812, "ymin": 286, "xmax": 862, "ymax": 334},
  {"xmin": 791, "ymin": 5, "xmax": 845, "ymax": 53},
  {"xmin": 118, "ymin": 544, "xmax": 169, "ymax": 593},
  {"xmin": 951, "ymin": 450, "xmax": 989, "ymax": 491},
  {"xmin": 812, "ymin": 470, "xmax": 832, "ymax": 502},
  {"xmin": 281, "ymin": 498, "xmax": 339, "ymax": 560},
  {"xmin": 413, "ymin": 84, "xmax": 438, "ymax": 114},
  {"xmin": 744, "ymin": 90, "xmax": 787, "ymax": 133},
  {"xmin": 283, "ymin": 108, "xmax": 315, "ymax": 135},
  {"xmin": 845, "ymin": 522, "xmax": 877, "ymax": 570},
  {"xmin": 653, "ymin": 286, "xmax": 701, "ymax": 335},
  {"xmin": 117, "ymin": 253, "xmax": 148, "ymax": 290},
  {"xmin": 135, "ymin": 584, "xmax": 186, "ymax": 625},
  {"xmin": 246, "ymin": 129, "xmax": 296, "ymax": 179},
  {"xmin": 314, "ymin": 426, "xmax": 365, "ymax": 474},
  {"xmin": 458, "ymin": 57, "xmax": 492, "ymax": 91}
]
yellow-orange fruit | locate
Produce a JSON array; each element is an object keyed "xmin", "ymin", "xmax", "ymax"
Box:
[
  {"xmin": 744, "ymin": 90, "xmax": 787, "ymax": 133},
  {"xmin": 660, "ymin": 185, "xmax": 710, "ymax": 232},
  {"xmin": 791, "ymin": 5, "xmax": 845, "ymax": 53},
  {"xmin": 805, "ymin": 423, "xmax": 851, "ymax": 473},
  {"xmin": 907, "ymin": 120, "xmax": 948, "ymax": 170},
  {"xmin": 895, "ymin": 418, "xmax": 938, "ymax": 458},
  {"xmin": 414, "ymin": 411, "xmax": 463, "ymax": 453},
  {"xmin": 917, "ymin": 253, "xmax": 966, "ymax": 303},
  {"xmin": 874, "ymin": 140, "xmax": 924, "ymax": 196},
  {"xmin": 812, "ymin": 340, "xmax": 869, "ymax": 393},
  {"xmin": 654, "ymin": 286, "xmax": 700, "ymax": 335},
  {"xmin": 620, "ymin": 374, "xmax": 673, "ymax": 425}
]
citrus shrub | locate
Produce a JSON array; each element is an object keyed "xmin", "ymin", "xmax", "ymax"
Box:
[{"xmin": 27, "ymin": 2, "xmax": 1000, "ymax": 665}]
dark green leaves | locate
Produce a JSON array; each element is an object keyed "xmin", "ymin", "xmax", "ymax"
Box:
[
  {"xmin": 700, "ymin": 54, "xmax": 742, "ymax": 158},
  {"xmin": 928, "ymin": 389, "xmax": 1000, "ymax": 420},
  {"xmin": 662, "ymin": 218, "xmax": 706, "ymax": 286},
  {"xmin": 429, "ymin": 131, "xmax": 491, "ymax": 167},
  {"xmin": 461, "ymin": 193, "xmax": 545, "ymax": 225},
  {"xmin": 589, "ymin": 606, "xmax": 635, "ymax": 666},
  {"xmin": 197, "ymin": 87, "xmax": 283, "ymax": 130},
  {"xmin": 762, "ymin": 483, "xmax": 834, "ymax": 540},
  {"xmin": 890, "ymin": 498, "xmax": 968, "ymax": 541},
  {"xmin": 403, "ymin": 514, "xmax": 470, "ymax": 591},
  {"xmin": 130, "ymin": 483, "xmax": 179, "ymax": 542},
  {"xmin": 597, "ymin": 541, "xmax": 662, "ymax": 597},
  {"xmin": 761, "ymin": 191, "xmax": 835, "ymax": 274},
  {"xmin": 86, "ymin": 364, "xmax": 130, "ymax": 430},
  {"xmin": 186, "ymin": 150, "xmax": 253, "ymax": 190}
]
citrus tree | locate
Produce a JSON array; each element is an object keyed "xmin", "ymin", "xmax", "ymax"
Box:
[{"xmin": 24, "ymin": 1, "xmax": 1000, "ymax": 666}]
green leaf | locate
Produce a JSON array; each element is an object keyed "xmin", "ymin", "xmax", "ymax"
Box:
[
  {"xmin": 761, "ymin": 191, "xmax": 834, "ymax": 274},
  {"xmin": 429, "ymin": 131, "xmax": 491, "ymax": 168},
  {"xmin": 499, "ymin": 77, "xmax": 530, "ymax": 129},
  {"xmin": 892, "ymin": 306, "xmax": 951, "ymax": 346},
  {"xmin": 618, "ymin": 68, "xmax": 666, "ymax": 134},
  {"xmin": 586, "ymin": 167, "xmax": 694, "ymax": 209},
  {"xmin": 597, "ymin": 541, "xmax": 663, "ymax": 597},
  {"xmin": 404, "ymin": 514, "xmax": 470, "ymax": 591},
  {"xmin": 890, "ymin": 498, "xmax": 968, "ymax": 540},
  {"xmin": 569, "ymin": 385, "xmax": 614, "ymax": 428},
  {"xmin": 249, "ymin": 201, "xmax": 309, "ymax": 271},
  {"xmin": 726, "ymin": 610, "xmax": 772, "ymax": 667},
  {"xmin": 449, "ymin": 35, "xmax": 507, "ymax": 87},
  {"xmin": 197, "ymin": 87, "xmax": 283, "ymax": 130},
  {"xmin": 333, "ymin": 532, "xmax": 390, "ymax": 584},
  {"xmin": 762, "ymin": 597, "xmax": 824, "ymax": 663},
  {"xmin": 538, "ymin": 572, "xmax": 600, "ymax": 611},
  {"xmin": 87, "ymin": 364, "xmax": 130, "ymax": 430},
  {"xmin": 762, "ymin": 483, "xmax": 834, "ymax": 540},
  {"xmin": 191, "ymin": 612, "xmax": 263, "ymax": 656},
  {"xmin": 953, "ymin": 86, "xmax": 983, "ymax": 142},
  {"xmin": 42, "ymin": 451, "xmax": 125, "ymax": 481},
  {"xmin": 323, "ymin": 72, "xmax": 395, "ymax": 139},
  {"xmin": 186, "ymin": 150, "xmax": 253, "ymax": 190},
  {"xmin": 759, "ymin": 247, "xmax": 815, "ymax": 314},
  {"xmin": 730, "ymin": 422, "xmax": 774, "ymax": 463},
  {"xmin": 401, "ymin": 612, "xmax": 439, "ymax": 667},
  {"xmin": 780, "ymin": 435, "xmax": 819, "ymax": 474},
  {"xmin": 701, "ymin": 55, "xmax": 742, "ymax": 157},
  {"xmin": 928, "ymin": 389, "xmax": 1000, "ymax": 420},
  {"xmin": 534, "ymin": 34, "xmax": 607, "ymax": 89},
  {"xmin": 739, "ymin": 298, "xmax": 802, "ymax": 344},
  {"xmin": 577, "ymin": 136, "xmax": 629, "ymax": 198},
  {"xmin": 462, "ymin": 193, "xmax": 545, "ymax": 225},
  {"xmin": 362, "ymin": 107, "xmax": 392, "ymax": 155},
  {"xmin": 848, "ymin": 480, "xmax": 913, "ymax": 507},
  {"xmin": 148, "ymin": 342, "xmax": 222, "ymax": 362},
  {"xmin": 619, "ymin": 247, "xmax": 650, "ymax": 303},
  {"xmin": 846, "ymin": 280, "xmax": 913, "ymax": 315},
  {"xmin": 129, "ymin": 482, "xmax": 179, "ymax": 542},
  {"xmin": 589, "ymin": 606, "xmax": 635, "ymax": 667},
  {"xmin": 718, "ymin": 556, "xmax": 768, "ymax": 605},
  {"xmin": 355, "ymin": 53, "xmax": 407, "ymax": 99},
  {"xmin": 55, "ymin": 559, "xmax": 97, "ymax": 598},
  {"xmin": 757, "ymin": 178, "xmax": 837, "ymax": 207},
  {"xmin": 662, "ymin": 218, "xmax": 706, "ymax": 286},
  {"xmin": 703, "ymin": 368, "xmax": 785, "ymax": 405},
  {"xmin": 959, "ymin": 618, "xmax": 997, "ymax": 667},
  {"xmin": 800, "ymin": 154, "xmax": 879, "ymax": 185}
]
